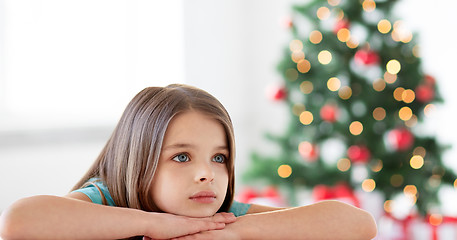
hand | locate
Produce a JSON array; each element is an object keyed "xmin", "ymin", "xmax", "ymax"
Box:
[
  {"xmin": 170, "ymin": 228, "xmax": 241, "ymax": 240},
  {"xmin": 142, "ymin": 212, "xmax": 236, "ymax": 240}
]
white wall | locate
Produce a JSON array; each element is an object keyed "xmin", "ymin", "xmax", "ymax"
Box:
[{"xmin": 1, "ymin": 0, "xmax": 457, "ymax": 213}]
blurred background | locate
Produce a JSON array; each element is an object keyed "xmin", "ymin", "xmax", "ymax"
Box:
[{"xmin": 1, "ymin": 0, "xmax": 456, "ymax": 239}]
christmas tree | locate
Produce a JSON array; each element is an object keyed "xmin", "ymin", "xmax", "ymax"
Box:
[{"xmin": 243, "ymin": 0, "xmax": 456, "ymax": 217}]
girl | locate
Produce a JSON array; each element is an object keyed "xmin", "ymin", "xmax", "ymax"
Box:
[{"xmin": 0, "ymin": 84, "xmax": 377, "ymax": 239}]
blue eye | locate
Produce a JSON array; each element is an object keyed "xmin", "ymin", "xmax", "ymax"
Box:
[
  {"xmin": 172, "ymin": 153, "xmax": 189, "ymax": 162},
  {"xmin": 213, "ymin": 154, "xmax": 226, "ymax": 163}
]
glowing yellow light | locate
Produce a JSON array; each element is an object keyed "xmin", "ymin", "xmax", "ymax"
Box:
[
  {"xmin": 370, "ymin": 159, "xmax": 383, "ymax": 172},
  {"xmin": 285, "ymin": 68, "xmax": 298, "ymax": 81},
  {"xmin": 390, "ymin": 174, "xmax": 404, "ymax": 187},
  {"xmin": 384, "ymin": 72, "xmax": 398, "ymax": 84},
  {"xmin": 454, "ymin": 179, "xmax": 457, "ymax": 189},
  {"xmin": 413, "ymin": 45, "xmax": 420, "ymax": 58},
  {"xmin": 337, "ymin": 158, "xmax": 351, "ymax": 172},
  {"xmin": 337, "ymin": 28, "xmax": 351, "ymax": 42},
  {"xmin": 327, "ymin": 77, "xmax": 341, "ymax": 91},
  {"xmin": 402, "ymin": 89, "xmax": 415, "ymax": 103},
  {"xmin": 300, "ymin": 111, "xmax": 314, "ymax": 125},
  {"xmin": 429, "ymin": 214, "xmax": 443, "ymax": 226},
  {"xmin": 413, "ymin": 146, "xmax": 426, "ymax": 158},
  {"xmin": 346, "ymin": 38, "xmax": 359, "ymax": 49},
  {"xmin": 318, "ymin": 50, "xmax": 332, "ymax": 65},
  {"xmin": 291, "ymin": 51, "xmax": 305, "ymax": 63},
  {"xmin": 399, "ymin": 106, "xmax": 413, "ymax": 121},
  {"xmin": 292, "ymin": 104, "xmax": 306, "ymax": 116},
  {"xmin": 362, "ymin": 179, "xmax": 376, "ymax": 192},
  {"xmin": 289, "ymin": 40, "xmax": 303, "ymax": 52},
  {"xmin": 349, "ymin": 121, "xmax": 363, "ymax": 135},
  {"xmin": 297, "ymin": 59, "xmax": 311, "ymax": 73},
  {"xmin": 338, "ymin": 86, "xmax": 352, "ymax": 100},
  {"xmin": 377, "ymin": 19, "xmax": 392, "ymax": 34},
  {"xmin": 278, "ymin": 164, "xmax": 292, "ymax": 178},
  {"xmin": 410, "ymin": 155, "xmax": 424, "ymax": 169},
  {"xmin": 391, "ymin": 21, "xmax": 413, "ymax": 43},
  {"xmin": 393, "ymin": 87, "xmax": 405, "ymax": 101},
  {"xmin": 328, "ymin": 0, "xmax": 341, "ymax": 6},
  {"xmin": 387, "ymin": 59, "xmax": 401, "ymax": 74},
  {"xmin": 371, "ymin": 79, "xmax": 384, "ymax": 92},
  {"xmin": 404, "ymin": 185, "xmax": 417, "ymax": 196},
  {"xmin": 300, "ymin": 81, "xmax": 314, "ymax": 94},
  {"xmin": 362, "ymin": 0, "xmax": 376, "ymax": 12},
  {"xmin": 309, "ymin": 30, "xmax": 323, "ymax": 44},
  {"xmin": 373, "ymin": 107, "xmax": 386, "ymax": 121},
  {"xmin": 424, "ymin": 104, "xmax": 435, "ymax": 116},
  {"xmin": 384, "ymin": 200, "xmax": 393, "ymax": 213},
  {"xmin": 317, "ymin": 7, "xmax": 331, "ymax": 20}
]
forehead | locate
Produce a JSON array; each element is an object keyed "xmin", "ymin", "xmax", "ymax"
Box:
[{"xmin": 163, "ymin": 111, "xmax": 228, "ymax": 145}]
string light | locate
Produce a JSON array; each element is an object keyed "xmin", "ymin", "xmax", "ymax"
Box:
[
  {"xmin": 337, "ymin": 28, "xmax": 351, "ymax": 42},
  {"xmin": 346, "ymin": 38, "xmax": 359, "ymax": 49},
  {"xmin": 291, "ymin": 51, "xmax": 305, "ymax": 63},
  {"xmin": 327, "ymin": 77, "xmax": 341, "ymax": 91},
  {"xmin": 318, "ymin": 50, "xmax": 332, "ymax": 65},
  {"xmin": 373, "ymin": 79, "xmax": 386, "ymax": 91},
  {"xmin": 413, "ymin": 146, "xmax": 426, "ymax": 158},
  {"xmin": 429, "ymin": 214, "xmax": 443, "ymax": 226},
  {"xmin": 405, "ymin": 114, "xmax": 417, "ymax": 127},
  {"xmin": 370, "ymin": 159, "xmax": 383, "ymax": 172},
  {"xmin": 289, "ymin": 40, "xmax": 303, "ymax": 52},
  {"xmin": 278, "ymin": 164, "xmax": 292, "ymax": 178},
  {"xmin": 328, "ymin": 0, "xmax": 341, "ymax": 6},
  {"xmin": 399, "ymin": 106, "xmax": 412, "ymax": 121},
  {"xmin": 300, "ymin": 81, "xmax": 314, "ymax": 94},
  {"xmin": 377, "ymin": 19, "xmax": 392, "ymax": 34},
  {"xmin": 410, "ymin": 155, "xmax": 424, "ymax": 169},
  {"xmin": 300, "ymin": 111, "xmax": 314, "ymax": 125},
  {"xmin": 390, "ymin": 174, "xmax": 404, "ymax": 187},
  {"xmin": 373, "ymin": 107, "xmax": 386, "ymax": 121},
  {"xmin": 349, "ymin": 121, "xmax": 363, "ymax": 135},
  {"xmin": 297, "ymin": 59, "xmax": 311, "ymax": 73},
  {"xmin": 393, "ymin": 87, "xmax": 405, "ymax": 101},
  {"xmin": 384, "ymin": 72, "xmax": 397, "ymax": 84},
  {"xmin": 317, "ymin": 7, "xmax": 331, "ymax": 20},
  {"xmin": 337, "ymin": 158, "xmax": 351, "ymax": 172},
  {"xmin": 362, "ymin": 179, "xmax": 376, "ymax": 192},
  {"xmin": 403, "ymin": 185, "xmax": 417, "ymax": 198},
  {"xmin": 402, "ymin": 89, "xmax": 415, "ymax": 103},
  {"xmin": 412, "ymin": 45, "xmax": 420, "ymax": 58},
  {"xmin": 309, "ymin": 30, "xmax": 323, "ymax": 44},
  {"xmin": 454, "ymin": 179, "xmax": 457, "ymax": 189},
  {"xmin": 338, "ymin": 86, "xmax": 352, "ymax": 100},
  {"xmin": 383, "ymin": 200, "xmax": 393, "ymax": 213},
  {"xmin": 387, "ymin": 59, "xmax": 401, "ymax": 74},
  {"xmin": 292, "ymin": 103, "xmax": 306, "ymax": 116},
  {"xmin": 362, "ymin": 0, "xmax": 376, "ymax": 12},
  {"xmin": 285, "ymin": 68, "xmax": 298, "ymax": 81},
  {"xmin": 424, "ymin": 104, "xmax": 435, "ymax": 116}
]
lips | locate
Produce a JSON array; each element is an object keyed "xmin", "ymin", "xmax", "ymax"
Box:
[{"xmin": 189, "ymin": 191, "xmax": 217, "ymax": 203}]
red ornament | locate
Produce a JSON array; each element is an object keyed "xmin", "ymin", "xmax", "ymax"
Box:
[
  {"xmin": 347, "ymin": 145, "xmax": 371, "ymax": 163},
  {"xmin": 334, "ymin": 19, "xmax": 350, "ymax": 34},
  {"xmin": 320, "ymin": 104, "xmax": 339, "ymax": 123},
  {"xmin": 267, "ymin": 85, "xmax": 287, "ymax": 101},
  {"xmin": 424, "ymin": 74, "xmax": 436, "ymax": 86},
  {"xmin": 415, "ymin": 85, "xmax": 435, "ymax": 103},
  {"xmin": 354, "ymin": 49, "xmax": 380, "ymax": 65},
  {"xmin": 299, "ymin": 141, "xmax": 319, "ymax": 162},
  {"xmin": 312, "ymin": 183, "xmax": 360, "ymax": 207},
  {"xmin": 236, "ymin": 187, "xmax": 284, "ymax": 207},
  {"xmin": 387, "ymin": 128, "xmax": 414, "ymax": 151}
]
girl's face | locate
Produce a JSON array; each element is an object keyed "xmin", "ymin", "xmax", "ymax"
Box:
[{"xmin": 151, "ymin": 111, "xmax": 230, "ymax": 217}]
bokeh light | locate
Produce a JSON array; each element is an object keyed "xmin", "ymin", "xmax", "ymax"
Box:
[
  {"xmin": 373, "ymin": 79, "xmax": 386, "ymax": 91},
  {"xmin": 405, "ymin": 114, "xmax": 418, "ymax": 128},
  {"xmin": 410, "ymin": 155, "xmax": 424, "ymax": 169},
  {"xmin": 384, "ymin": 200, "xmax": 393, "ymax": 213},
  {"xmin": 390, "ymin": 174, "xmax": 404, "ymax": 187},
  {"xmin": 403, "ymin": 185, "xmax": 417, "ymax": 197},
  {"xmin": 328, "ymin": 0, "xmax": 341, "ymax": 6},
  {"xmin": 297, "ymin": 59, "xmax": 311, "ymax": 73},
  {"xmin": 424, "ymin": 104, "xmax": 435, "ymax": 116},
  {"xmin": 413, "ymin": 146, "xmax": 426, "ymax": 158},
  {"xmin": 370, "ymin": 159, "xmax": 383, "ymax": 172},
  {"xmin": 337, "ymin": 158, "xmax": 351, "ymax": 172},
  {"xmin": 337, "ymin": 28, "xmax": 351, "ymax": 42},
  {"xmin": 317, "ymin": 7, "xmax": 331, "ymax": 20},
  {"xmin": 300, "ymin": 111, "xmax": 314, "ymax": 125},
  {"xmin": 289, "ymin": 39, "xmax": 303, "ymax": 52},
  {"xmin": 399, "ymin": 106, "xmax": 412, "ymax": 121},
  {"xmin": 377, "ymin": 19, "xmax": 392, "ymax": 34},
  {"xmin": 387, "ymin": 59, "xmax": 401, "ymax": 74},
  {"xmin": 292, "ymin": 103, "xmax": 306, "ymax": 116},
  {"xmin": 338, "ymin": 86, "xmax": 352, "ymax": 100},
  {"xmin": 278, "ymin": 164, "xmax": 292, "ymax": 178},
  {"xmin": 362, "ymin": 0, "xmax": 376, "ymax": 12},
  {"xmin": 402, "ymin": 89, "xmax": 415, "ymax": 103},
  {"xmin": 384, "ymin": 72, "xmax": 398, "ymax": 84},
  {"xmin": 373, "ymin": 107, "xmax": 386, "ymax": 121},
  {"xmin": 285, "ymin": 68, "xmax": 298, "ymax": 81},
  {"xmin": 429, "ymin": 214, "xmax": 443, "ymax": 226},
  {"xmin": 393, "ymin": 87, "xmax": 405, "ymax": 101},
  {"xmin": 318, "ymin": 50, "xmax": 332, "ymax": 65},
  {"xmin": 300, "ymin": 81, "xmax": 314, "ymax": 94},
  {"xmin": 309, "ymin": 30, "xmax": 323, "ymax": 44},
  {"xmin": 346, "ymin": 38, "xmax": 359, "ymax": 49},
  {"xmin": 327, "ymin": 77, "xmax": 341, "ymax": 91},
  {"xmin": 362, "ymin": 179, "xmax": 376, "ymax": 192},
  {"xmin": 291, "ymin": 51, "xmax": 305, "ymax": 63},
  {"xmin": 349, "ymin": 121, "xmax": 363, "ymax": 135}
]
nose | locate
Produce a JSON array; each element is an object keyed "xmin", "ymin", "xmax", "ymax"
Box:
[{"xmin": 195, "ymin": 161, "xmax": 215, "ymax": 183}]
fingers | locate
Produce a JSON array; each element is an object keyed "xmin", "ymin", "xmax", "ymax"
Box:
[{"xmin": 211, "ymin": 212, "xmax": 236, "ymax": 224}]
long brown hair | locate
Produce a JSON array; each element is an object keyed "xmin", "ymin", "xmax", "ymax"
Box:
[{"xmin": 72, "ymin": 84, "xmax": 235, "ymax": 213}]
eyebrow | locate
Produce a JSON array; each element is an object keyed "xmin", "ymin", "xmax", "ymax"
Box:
[{"xmin": 162, "ymin": 143, "xmax": 229, "ymax": 151}]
